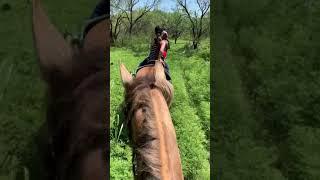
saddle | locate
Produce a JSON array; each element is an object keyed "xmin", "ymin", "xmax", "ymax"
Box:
[{"xmin": 136, "ymin": 59, "xmax": 171, "ymax": 81}]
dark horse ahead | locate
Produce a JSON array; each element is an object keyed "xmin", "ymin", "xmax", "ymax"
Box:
[{"xmin": 31, "ymin": 0, "xmax": 109, "ymax": 179}]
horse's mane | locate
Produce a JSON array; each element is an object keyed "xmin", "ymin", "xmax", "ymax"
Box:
[{"xmin": 123, "ymin": 72, "xmax": 173, "ymax": 179}]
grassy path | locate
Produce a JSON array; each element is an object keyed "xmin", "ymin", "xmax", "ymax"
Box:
[{"xmin": 110, "ymin": 40, "xmax": 210, "ymax": 179}]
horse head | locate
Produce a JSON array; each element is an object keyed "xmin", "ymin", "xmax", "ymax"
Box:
[{"xmin": 119, "ymin": 61, "xmax": 183, "ymax": 180}]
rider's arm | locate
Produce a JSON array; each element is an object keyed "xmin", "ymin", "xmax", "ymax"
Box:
[{"xmin": 160, "ymin": 40, "xmax": 167, "ymax": 59}]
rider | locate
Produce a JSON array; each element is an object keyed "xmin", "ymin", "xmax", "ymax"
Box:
[{"xmin": 136, "ymin": 26, "xmax": 171, "ymax": 81}]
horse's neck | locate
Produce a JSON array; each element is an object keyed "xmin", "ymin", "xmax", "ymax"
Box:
[{"xmin": 150, "ymin": 89, "xmax": 183, "ymax": 180}]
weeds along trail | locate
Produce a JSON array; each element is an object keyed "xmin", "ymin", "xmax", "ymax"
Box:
[
  {"xmin": 175, "ymin": 49, "xmax": 210, "ymax": 148},
  {"xmin": 110, "ymin": 42, "xmax": 210, "ymax": 179}
]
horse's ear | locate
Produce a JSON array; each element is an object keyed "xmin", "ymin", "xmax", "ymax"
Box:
[
  {"xmin": 32, "ymin": 0, "xmax": 74, "ymax": 79},
  {"xmin": 120, "ymin": 63, "xmax": 132, "ymax": 86},
  {"xmin": 83, "ymin": 18, "xmax": 109, "ymax": 61},
  {"xmin": 154, "ymin": 61, "xmax": 166, "ymax": 80}
]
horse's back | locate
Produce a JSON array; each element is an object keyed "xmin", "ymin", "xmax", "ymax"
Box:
[{"xmin": 136, "ymin": 67, "xmax": 154, "ymax": 79}]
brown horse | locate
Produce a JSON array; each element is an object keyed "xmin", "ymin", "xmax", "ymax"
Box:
[
  {"xmin": 32, "ymin": 0, "xmax": 109, "ymax": 179},
  {"xmin": 120, "ymin": 60, "xmax": 184, "ymax": 180}
]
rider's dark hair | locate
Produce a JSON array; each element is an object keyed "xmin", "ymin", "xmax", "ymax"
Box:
[
  {"xmin": 154, "ymin": 26, "xmax": 163, "ymax": 45},
  {"xmin": 153, "ymin": 26, "xmax": 170, "ymax": 50},
  {"xmin": 155, "ymin": 26, "xmax": 163, "ymax": 35}
]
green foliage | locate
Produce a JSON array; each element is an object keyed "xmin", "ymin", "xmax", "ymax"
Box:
[
  {"xmin": 214, "ymin": 0, "xmax": 320, "ymax": 179},
  {"xmin": 110, "ymin": 141, "xmax": 133, "ymax": 179},
  {"xmin": 110, "ymin": 39, "xmax": 210, "ymax": 179},
  {"xmin": 287, "ymin": 126, "xmax": 320, "ymax": 179},
  {"xmin": 111, "ymin": 9, "xmax": 208, "ymax": 46},
  {"xmin": 176, "ymin": 45, "xmax": 210, "ymax": 143}
]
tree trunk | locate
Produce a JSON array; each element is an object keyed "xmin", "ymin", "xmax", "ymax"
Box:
[
  {"xmin": 129, "ymin": 25, "xmax": 133, "ymax": 35},
  {"xmin": 193, "ymin": 41, "xmax": 198, "ymax": 49},
  {"xmin": 110, "ymin": 29, "xmax": 114, "ymax": 44},
  {"xmin": 111, "ymin": 36, "xmax": 116, "ymax": 44},
  {"xmin": 114, "ymin": 35, "xmax": 118, "ymax": 42},
  {"xmin": 175, "ymin": 38, "xmax": 177, "ymax": 44}
]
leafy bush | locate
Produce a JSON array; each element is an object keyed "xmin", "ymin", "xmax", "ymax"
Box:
[{"xmin": 215, "ymin": 0, "xmax": 320, "ymax": 179}]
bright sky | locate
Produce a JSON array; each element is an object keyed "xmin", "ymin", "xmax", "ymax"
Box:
[
  {"xmin": 158, "ymin": 0, "xmax": 176, "ymax": 12},
  {"xmin": 119, "ymin": 0, "xmax": 206, "ymax": 14},
  {"xmin": 158, "ymin": 0, "xmax": 199, "ymax": 12}
]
